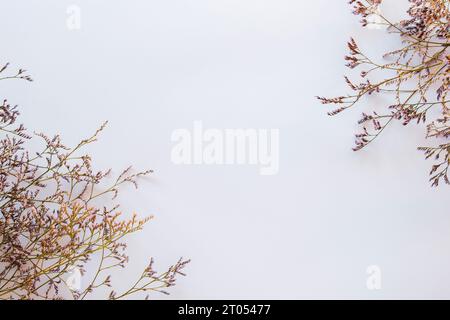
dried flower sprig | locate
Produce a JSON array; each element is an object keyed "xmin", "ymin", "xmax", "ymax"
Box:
[
  {"xmin": 318, "ymin": 0, "xmax": 449, "ymax": 186},
  {"xmin": 0, "ymin": 62, "xmax": 189, "ymax": 299}
]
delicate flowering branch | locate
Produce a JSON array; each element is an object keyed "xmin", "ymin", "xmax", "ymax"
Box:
[
  {"xmin": 0, "ymin": 63, "xmax": 189, "ymax": 299},
  {"xmin": 318, "ymin": 0, "xmax": 449, "ymax": 187}
]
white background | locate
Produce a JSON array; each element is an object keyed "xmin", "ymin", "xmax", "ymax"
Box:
[{"xmin": 0, "ymin": 0, "xmax": 449, "ymax": 299}]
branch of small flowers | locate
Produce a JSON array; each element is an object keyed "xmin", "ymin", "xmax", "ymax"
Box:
[
  {"xmin": 319, "ymin": 0, "xmax": 449, "ymax": 186},
  {"xmin": 110, "ymin": 258, "xmax": 190, "ymax": 300},
  {"xmin": 0, "ymin": 62, "xmax": 189, "ymax": 298}
]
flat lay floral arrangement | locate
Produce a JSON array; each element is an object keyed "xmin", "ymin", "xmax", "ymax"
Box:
[
  {"xmin": 0, "ymin": 0, "xmax": 448, "ymax": 302},
  {"xmin": 318, "ymin": 0, "xmax": 449, "ymax": 187}
]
